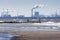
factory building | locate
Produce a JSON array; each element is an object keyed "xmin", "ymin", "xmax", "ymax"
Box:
[{"xmin": 33, "ymin": 12, "xmax": 40, "ymax": 17}]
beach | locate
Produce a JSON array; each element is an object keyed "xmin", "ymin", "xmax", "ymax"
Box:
[{"xmin": 0, "ymin": 23, "xmax": 60, "ymax": 40}]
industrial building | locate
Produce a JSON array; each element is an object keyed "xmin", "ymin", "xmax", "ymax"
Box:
[{"xmin": 0, "ymin": 6, "xmax": 60, "ymax": 23}]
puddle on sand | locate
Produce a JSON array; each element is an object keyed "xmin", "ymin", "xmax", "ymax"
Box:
[{"xmin": 0, "ymin": 33, "xmax": 20, "ymax": 40}]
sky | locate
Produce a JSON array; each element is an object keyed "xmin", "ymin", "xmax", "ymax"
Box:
[{"xmin": 0, "ymin": 0, "xmax": 60, "ymax": 17}]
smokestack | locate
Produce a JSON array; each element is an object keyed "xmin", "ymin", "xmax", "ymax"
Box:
[
  {"xmin": 31, "ymin": 5, "xmax": 39, "ymax": 17},
  {"xmin": 6, "ymin": 9, "xmax": 9, "ymax": 14},
  {"xmin": 31, "ymin": 4, "xmax": 46, "ymax": 17}
]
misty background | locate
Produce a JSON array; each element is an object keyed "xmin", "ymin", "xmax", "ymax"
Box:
[{"xmin": 0, "ymin": 0, "xmax": 60, "ymax": 17}]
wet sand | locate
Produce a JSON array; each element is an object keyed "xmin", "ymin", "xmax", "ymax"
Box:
[{"xmin": 0, "ymin": 30, "xmax": 60, "ymax": 40}]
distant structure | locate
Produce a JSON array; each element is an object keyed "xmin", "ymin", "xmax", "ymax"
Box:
[
  {"xmin": 17, "ymin": 15, "xmax": 24, "ymax": 17},
  {"xmin": 0, "ymin": 5, "xmax": 60, "ymax": 23},
  {"xmin": 54, "ymin": 12, "xmax": 59, "ymax": 17},
  {"xmin": 33, "ymin": 11, "xmax": 40, "ymax": 17},
  {"xmin": 1, "ymin": 9, "xmax": 11, "ymax": 17},
  {"xmin": 31, "ymin": 4, "xmax": 45, "ymax": 17},
  {"xmin": 31, "ymin": 5, "xmax": 39, "ymax": 17}
]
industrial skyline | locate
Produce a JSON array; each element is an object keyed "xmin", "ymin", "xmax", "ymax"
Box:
[
  {"xmin": 0, "ymin": 0, "xmax": 60, "ymax": 17},
  {"xmin": 1, "ymin": 8, "xmax": 60, "ymax": 18},
  {"xmin": 0, "ymin": 7, "xmax": 60, "ymax": 23}
]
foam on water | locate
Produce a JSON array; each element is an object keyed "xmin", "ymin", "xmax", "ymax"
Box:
[
  {"xmin": 32, "ymin": 21, "xmax": 60, "ymax": 27},
  {"xmin": 0, "ymin": 22, "xmax": 60, "ymax": 32}
]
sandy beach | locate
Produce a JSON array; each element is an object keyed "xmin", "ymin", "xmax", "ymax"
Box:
[
  {"xmin": 0, "ymin": 23, "xmax": 60, "ymax": 40},
  {"xmin": 0, "ymin": 30, "xmax": 60, "ymax": 40}
]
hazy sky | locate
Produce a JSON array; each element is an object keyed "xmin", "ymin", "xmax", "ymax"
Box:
[{"xmin": 0, "ymin": 0, "xmax": 60, "ymax": 17}]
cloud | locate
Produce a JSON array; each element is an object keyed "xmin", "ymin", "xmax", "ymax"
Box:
[
  {"xmin": 38, "ymin": 4, "xmax": 47, "ymax": 8},
  {"xmin": 33, "ymin": 3, "xmax": 47, "ymax": 9}
]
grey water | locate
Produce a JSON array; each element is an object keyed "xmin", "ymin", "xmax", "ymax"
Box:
[
  {"xmin": 0, "ymin": 23, "xmax": 60, "ymax": 31},
  {"xmin": 0, "ymin": 23, "xmax": 60, "ymax": 40}
]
